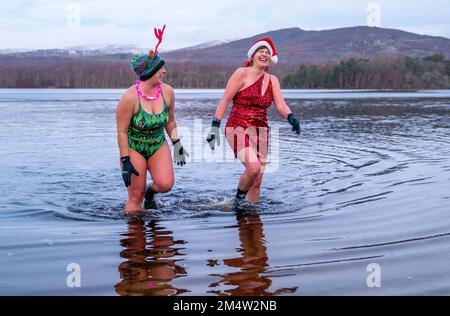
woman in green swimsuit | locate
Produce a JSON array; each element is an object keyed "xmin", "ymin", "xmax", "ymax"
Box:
[{"xmin": 116, "ymin": 25, "xmax": 188, "ymax": 212}]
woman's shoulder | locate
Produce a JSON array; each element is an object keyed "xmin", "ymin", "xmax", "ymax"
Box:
[
  {"xmin": 116, "ymin": 86, "xmax": 136, "ymax": 114},
  {"xmin": 120, "ymin": 86, "xmax": 136, "ymax": 104},
  {"xmin": 235, "ymin": 67, "xmax": 248, "ymax": 76},
  {"xmin": 161, "ymin": 83, "xmax": 174, "ymax": 95},
  {"xmin": 161, "ymin": 83, "xmax": 175, "ymax": 104},
  {"xmin": 269, "ymin": 74, "xmax": 280, "ymax": 86},
  {"xmin": 230, "ymin": 67, "xmax": 248, "ymax": 82},
  {"xmin": 269, "ymin": 73, "xmax": 279, "ymax": 81}
]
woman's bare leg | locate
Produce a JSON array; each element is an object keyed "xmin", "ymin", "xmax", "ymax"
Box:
[
  {"xmin": 147, "ymin": 141, "xmax": 174, "ymax": 194},
  {"xmin": 246, "ymin": 160, "xmax": 266, "ymax": 203},
  {"xmin": 124, "ymin": 148, "xmax": 147, "ymax": 212},
  {"xmin": 235, "ymin": 147, "xmax": 262, "ymax": 196},
  {"xmin": 246, "ymin": 128, "xmax": 268, "ymax": 203},
  {"xmin": 227, "ymin": 128, "xmax": 267, "ymax": 202}
]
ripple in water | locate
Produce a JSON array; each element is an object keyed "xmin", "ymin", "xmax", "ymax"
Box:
[{"xmin": 2, "ymin": 95, "xmax": 450, "ymax": 295}]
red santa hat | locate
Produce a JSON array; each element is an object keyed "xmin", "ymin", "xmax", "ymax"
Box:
[{"xmin": 247, "ymin": 37, "xmax": 278, "ymax": 64}]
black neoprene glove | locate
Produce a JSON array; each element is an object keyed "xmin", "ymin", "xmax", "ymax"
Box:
[
  {"xmin": 206, "ymin": 118, "xmax": 221, "ymax": 150},
  {"xmin": 173, "ymin": 139, "xmax": 189, "ymax": 166},
  {"xmin": 287, "ymin": 113, "xmax": 301, "ymax": 135},
  {"xmin": 121, "ymin": 156, "xmax": 139, "ymax": 187}
]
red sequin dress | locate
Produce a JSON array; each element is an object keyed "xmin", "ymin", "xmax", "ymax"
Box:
[{"xmin": 225, "ymin": 74, "xmax": 273, "ymax": 160}]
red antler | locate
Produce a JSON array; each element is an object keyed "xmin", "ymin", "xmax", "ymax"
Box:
[{"xmin": 153, "ymin": 24, "xmax": 166, "ymax": 54}]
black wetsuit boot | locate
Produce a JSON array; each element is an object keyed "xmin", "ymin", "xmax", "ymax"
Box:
[
  {"xmin": 235, "ymin": 187, "xmax": 249, "ymax": 200},
  {"xmin": 234, "ymin": 187, "xmax": 249, "ymax": 210},
  {"xmin": 143, "ymin": 185, "xmax": 157, "ymax": 209}
]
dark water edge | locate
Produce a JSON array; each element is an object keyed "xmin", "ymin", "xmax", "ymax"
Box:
[
  {"xmin": 1, "ymin": 90, "xmax": 450, "ymax": 295},
  {"xmin": 1, "ymin": 88, "xmax": 450, "ymax": 102}
]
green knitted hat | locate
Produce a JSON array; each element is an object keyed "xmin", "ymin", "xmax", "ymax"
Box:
[
  {"xmin": 130, "ymin": 53, "xmax": 165, "ymax": 81},
  {"xmin": 130, "ymin": 25, "xmax": 166, "ymax": 81}
]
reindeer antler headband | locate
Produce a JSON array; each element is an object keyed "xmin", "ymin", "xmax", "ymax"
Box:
[{"xmin": 149, "ymin": 24, "xmax": 166, "ymax": 57}]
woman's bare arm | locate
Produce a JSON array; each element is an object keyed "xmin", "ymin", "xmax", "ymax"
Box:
[
  {"xmin": 116, "ymin": 89, "xmax": 135, "ymax": 157},
  {"xmin": 271, "ymin": 74, "xmax": 292, "ymax": 119},
  {"xmin": 214, "ymin": 68, "xmax": 246, "ymax": 120},
  {"xmin": 163, "ymin": 84, "xmax": 179, "ymax": 142}
]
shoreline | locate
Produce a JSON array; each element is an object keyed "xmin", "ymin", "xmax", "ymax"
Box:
[{"xmin": 0, "ymin": 87, "xmax": 431, "ymax": 92}]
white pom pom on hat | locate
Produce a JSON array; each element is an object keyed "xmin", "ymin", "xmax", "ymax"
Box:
[{"xmin": 247, "ymin": 37, "xmax": 278, "ymax": 64}]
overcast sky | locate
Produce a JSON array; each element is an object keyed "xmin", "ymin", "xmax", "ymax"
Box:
[{"xmin": 1, "ymin": 0, "xmax": 450, "ymax": 50}]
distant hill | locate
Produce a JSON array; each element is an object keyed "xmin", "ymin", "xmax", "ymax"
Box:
[
  {"xmin": 3, "ymin": 26, "xmax": 449, "ymax": 65},
  {"xmin": 0, "ymin": 45, "xmax": 145, "ymax": 58},
  {"xmin": 162, "ymin": 26, "xmax": 450, "ymax": 65},
  {"xmin": 170, "ymin": 39, "xmax": 239, "ymax": 51},
  {"xmin": 1, "ymin": 26, "xmax": 450, "ymax": 89}
]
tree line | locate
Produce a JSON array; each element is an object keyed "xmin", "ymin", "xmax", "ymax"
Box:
[
  {"xmin": 0, "ymin": 56, "xmax": 135, "ymax": 88},
  {"xmin": 1, "ymin": 54, "xmax": 449, "ymax": 89},
  {"xmin": 0, "ymin": 56, "xmax": 240, "ymax": 89},
  {"xmin": 282, "ymin": 54, "xmax": 450, "ymax": 89}
]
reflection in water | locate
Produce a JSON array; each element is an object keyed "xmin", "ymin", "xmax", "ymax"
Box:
[
  {"xmin": 115, "ymin": 216, "xmax": 189, "ymax": 296},
  {"xmin": 209, "ymin": 210, "xmax": 298, "ymax": 296},
  {"xmin": 2, "ymin": 94, "xmax": 450, "ymax": 295}
]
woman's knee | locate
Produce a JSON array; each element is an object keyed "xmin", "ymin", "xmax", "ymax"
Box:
[
  {"xmin": 245, "ymin": 162, "xmax": 261, "ymax": 180},
  {"xmin": 154, "ymin": 177, "xmax": 174, "ymax": 193},
  {"xmin": 250, "ymin": 162, "xmax": 266, "ymax": 187}
]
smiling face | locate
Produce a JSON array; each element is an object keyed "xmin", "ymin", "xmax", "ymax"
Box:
[
  {"xmin": 157, "ymin": 66, "xmax": 167, "ymax": 82},
  {"xmin": 148, "ymin": 66, "xmax": 167, "ymax": 84},
  {"xmin": 251, "ymin": 46, "xmax": 271, "ymax": 68}
]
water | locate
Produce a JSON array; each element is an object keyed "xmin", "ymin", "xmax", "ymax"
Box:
[{"xmin": 1, "ymin": 89, "xmax": 450, "ymax": 295}]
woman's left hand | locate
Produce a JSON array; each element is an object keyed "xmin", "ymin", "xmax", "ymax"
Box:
[
  {"xmin": 287, "ymin": 113, "xmax": 301, "ymax": 135},
  {"xmin": 173, "ymin": 139, "xmax": 189, "ymax": 166}
]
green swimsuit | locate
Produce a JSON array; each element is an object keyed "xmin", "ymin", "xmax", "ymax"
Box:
[{"xmin": 128, "ymin": 92, "xmax": 169, "ymax": 160}]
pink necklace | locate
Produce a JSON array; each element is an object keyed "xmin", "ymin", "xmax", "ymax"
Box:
[{"xmin": 136, "ymin": 80, "xmax": 161, "ymax": 101}]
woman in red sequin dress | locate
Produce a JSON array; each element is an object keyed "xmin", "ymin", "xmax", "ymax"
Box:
[{"xmin": 206, "ymin": 38, "xmax": 301, "ymax": 203}]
